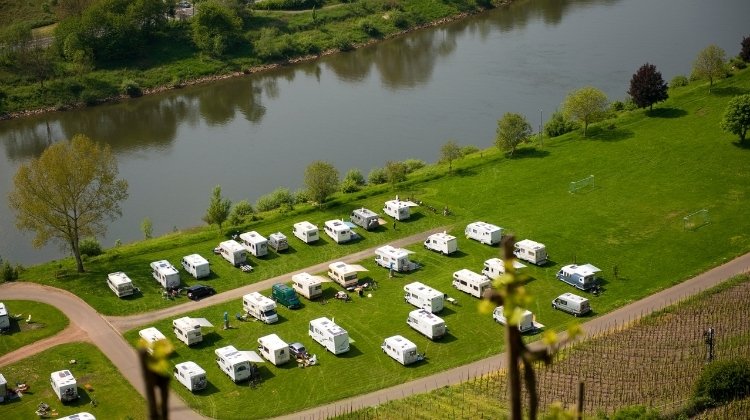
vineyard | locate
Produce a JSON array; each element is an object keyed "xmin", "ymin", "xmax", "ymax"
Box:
[{"xmin": 335, "ymin": 275, "xmax": 750, "ymax": 419}]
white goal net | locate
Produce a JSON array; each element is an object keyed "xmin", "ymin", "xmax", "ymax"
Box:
[
  {"xmin": 569, "ymin": 175, "xmax": 595, "ymax": 193},
  {"xmin": 684, "ymin": 209, "xmax": 710, "ymax": 230}
]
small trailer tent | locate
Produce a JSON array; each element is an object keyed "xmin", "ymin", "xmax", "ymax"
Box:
[
  {"xmin": 324, "ymin": 220, "xmax": 354, "ymax": 244},
  {"xmin": 383, "ymin": 198, "xmax": 417, "ymax": 221},
  {"xmin": 150, "ymin": 260, "xmax": 180, "ymax": 289},
  {"xmin": 423, "ymin": 232, "xmax": 458, "ymax": 255},
  {"xmin": 50, "ymin": 370, "xmax": 78, "ymax": 403},
  {"xmin": 375, "ymin": 245, "xmax": 418, "ymax": 272},
  {"xmin": 513, "ymin": 239, "xmax": 548, "ymax": 265},
  {"xmin": 239, "ymin": 231, "xmax": 268, "ymax": 257},
  {"xmin": 404, "ymin": 282, "xmax": 444, "ymax": 313},
  {"xmin": 407, "ymin": 309, "xmax": 446, "ymax": 340},
  {"xmin": 293, "ymin": 221, "xmax": 319, "ymax": 244},
  {"xmin": 107, "ymin": 272, "xmax": 135, "ymax": 298},
  {"xmin": 138, "ymin": 327, "xmax": 167, "ymax": 354},
  {"xmin": 481, "ymin": 258, "xmax": 527, "ymax": 280},
  {"xmin": 268, "ymin": 232, "xmax": 289, "ymax": 252},
  {"xmin": 173, "ymin": 317, "xmax": 213, "ymax": 346},
  {"xmin": 218, "ymin": 240, "xmax": 247, "ymax": 267},
  {"xmin": 350, "ymin": 207, "xmax": 380, "ymax": 230},
  {"xmin": 465, "ymin": 221, "xmax": 503, "ymax": 246},
  {"xmin": 493, "ymin": 305, "xmax": 544, "ymax": 333},
  {"xmin": 292, "ymin": 272, "xmax": 326, "ymax": 299},
  {"xmin": 242, "ymin": 292, "xmax": 278, "ymax": 324},
  {"xmin": 181, "ymin": 254, "xmax": 210, "ymax": 279},
  {"xmin": 327, "ymin": 262, "xmax": 368, "ymax": 288},
  {"xmin": 215, "ymin": 345, "xmax": 264, "ymax": 383},
  {"xmin": 257, "ymin": 334, "xmax": 291, "ymax": 366},
  {"xmin": 452, "ymin": 269, "xmax": 491, "ymax": 299},
  {"xmin": 556, "ymin": 264, "xmax": 601, "ymax": 291},
  {"xmin": 309, "ymin": 317, "xmax": 350, "ymax": 355},
  {"xmin": 381, "ymin": 335, "xmax": 422, "ymax": 366},
  {"xmin": 173, "ymin": 361, "xmax": 207, "ymax": 392}
]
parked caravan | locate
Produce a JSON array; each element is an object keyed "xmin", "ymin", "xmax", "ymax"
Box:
[
  {"xmin": 481, "ymin": 258, "xmax": 527, "ymax": 280},
  {"xmin": 552, "ymin": 293, "xmax": 591, "ymax": 316},
  {"xmin": 324, "ymin": 220, "xmax": 354, "ymax": 244},
  {"xmin": 58, "ymin": 413, "xmax": 96, "ymax": 420},
  {"xmin": 50, "ymin": 370, "xmax": 78, "ymax": 403},
  {"xmin": 464, "ymin": 221, "xmax": 503, "ymax": 246},
  {"xmin": 291, "ymin": 273, "xmax": 325, "ymax": 300},
  {"xmin": 173, "ymin": 317, "xmax": 213, "ymax": 346},
  {"xmin": 0, "ymin": 302, "xmax": 8, "ymax": 330},
  {"xmin": 423, "ymin": 232, "xmax": 458, "ymax": 255},
  {"xmin": 215, "ymin": 345, "xmax": 264, "ymax": 383},
  {"xmin": 218, "ymin": 240, "xmax": 247, "ymax": 267},
  {"xmin": 293, "ymin": 221, "xmax": 319, "ymax": 243},
  {"xmin": 138, "ymin": 327, "xmax": 167, "ymax": 354},
  {"xmin": 381, "ymin": 335, "xmax": 423, "ymax": 366},
  {"xmin": 271, "ymin": 283, "xmax": 302, "ymax": 309},
  {"xmin": 383, "ymin": 199, "xmax": 412, "ymax": 220},
  {"xmin": 106, "ymin": 272, "xmax": 135, "ymax": 298},
  {"xmin": 452, "ymin": 269, "xmax": 491, "ymax": 299},
  {"xmin": 513, "ymin": 239, "xmax": 548, "ymax": 265},
  {"xmin": 150, "ymin": 260, "xmax": 180, "ymax": 289},
  {"xmin": 374, "ymin": 245, "xmax": 418, "ymax": 272},
  {"xmin": 239, "ymin": 231, "xmax": 268, "ymax": 257},
  {"xmin": 407, "ymin": 309, "xmax": 446, "ymax": 340},
  {"xmin": 404, "ymin": 282, "xmax": 444, "ymax": 313},
  {"xmin": 173, "ymin": 361, "xmax": 207, "ymax": 392},
  {"xmin": 556, "ymin": 264, "xmax": 601, "ymax": 291},
  {"xmin": 242, "ymin": 292, "xmax": 278, "ymax": 324},
  {"xmin": 327, "ymin": 262, "xmax": 367, "ymax": 288},
  {"xmin": 493, "ymin": 306, "xmax": 543, "ymax": 333},
  {"xmin": 350, "ymin": 208, "xmax": 380, "ymax": 230},
  {"xmin": 268, "ymin": 232, "xmax": 289, "ymax": 252},
  {"xmin": 0, "ymin": 373, "xmax": 5, "ymax": 398},
  {"xmin": 257, "ymin": 334, "xmax": 291, "ymax": 366},
  {"xmin": 309, "ymin": 317, "xmax": 350, "ymax": 355},
  {"xmin": 181, "ymin": 254, "xmax": 210, "ymax": 279}
]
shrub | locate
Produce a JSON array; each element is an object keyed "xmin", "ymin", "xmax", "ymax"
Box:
[
  {"xmin": 258, "ymin": 0, "xmax": 323, "ymax": 10},
  {"xmin": 692, "ymin": 358, "xmax": 750, "ymax": 410},
  {"xmin": 610, "ymin": 100, "xmax": 625, "ymax": 112},
  {"xmin": 340, "ymin": 178, "xmax": 360, "ymax": 193},
  {"xmin": 610, "ymin": 405, "xmax": 661, "ymax": 420},
  {"xmin": 255, "ymin": 187, "xmax": 295, "ymax": 212},
  {"xmin": 293, "ymin": 188, "xmax": 310, "ymax": 205},
  {"xmin": 391, "ymin": 11, "xmax": 410, "ymax": 29},
  {"xmin": 670, "ymin": 75, "xmax": 689, "ymax": 88},
  {"xmin": 358, "ymin": 18, "xmax": 382, "ymax": 37},
  {"xmin": 228, "ymin": 200, "xmax": 255, "ymax": 226},
  {"xmin": 461, "ymin": 145, "xmax": 480, "ymax": 156},
  {"xmin": 2, "ymin": 261, "xmax": 18, "ymax": 282},
  {"xmin": 740, "ymin": 35, "xmax": 750, "ymax": 62},
  {"xmin": 341, "ymin": 168, "xmax": 366, "ymax": 193},
  {"xmin": 121, "ymin": 79, "xmax": 143, "ymax": 98},
  {"xmin": 79, "ymin": 237, "xmax": 102, "ymax": 257},
  {"xmin": 368, "ymin": 167, "xmax": 387, "ymax": 185},
  {"xmin": 730, "ymin": 57, "xmax": 747, "ymax": 70},
  {"xmin": 402, "ymin": 159, "xmax": 425, "ymax": 173},
  {"xmin": 334, "ymin": 35, "xmax": 354, "ymax": 52},
  {"xmin": 544, "ymin": 110, "xmax": 578, "ymax": 138}
]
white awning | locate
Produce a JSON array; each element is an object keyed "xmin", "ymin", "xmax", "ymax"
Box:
[
  {"xmin": 403, "ymin": 201, "xmax": 420, "ymax": 207},
  {"xmin": 192, "ymin": 318, "xmax": 214, "ymax": 328},
  {"xmin": 239, "ymin": 351, "xmax": 265, "ymax": 363},
  {"xmin": 347, "ymin": 264, "xmax": 369, "ymax": 272}
]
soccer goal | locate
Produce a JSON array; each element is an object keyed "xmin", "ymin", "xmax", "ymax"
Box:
[
  {"xmin": 569, "ymin": 175, "xmax": 595, "ymax": 193},
  {"xmin": 684, "ymin": 209, "xmax": 710, "ymax": 230}
]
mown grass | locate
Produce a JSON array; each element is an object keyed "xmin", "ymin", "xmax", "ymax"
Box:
[
  {"xmin": 0, "ymin": 0, "xmax": 55, "ymax": 29},
  {"xmin": 0, "ymin": 300, "xmax": 69, "ymax": 355}
]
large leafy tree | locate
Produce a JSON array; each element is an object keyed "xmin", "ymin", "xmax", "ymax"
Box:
[
  {"xmin": 740, "ymin": 36, "xmax": 750, "ymax": 63},
  {"xmin": 191, "ymin": 0, "xmax": 242, "ymax": 57},
  {"xmin": 203, "ymin": 185, "xmax": 232, "ymax": 233},
  {"xmin": 8, "ymin": 135, "xmax": 129, "ymax": 273},
  {"xmin": 628, "ymin": 63, "xmax": 668, "ymax": 111},
  {"xmin": 440, "ymin": 140, "xmax": 462, "ymax": 173},
  {"xmin": 562, "ymin": 86, "xmax": 608, "ymax": 137},
  {"xmin": 304, "ymin": 161, "xmax": 339, "ymax": 205},
  {"xmin": 495, "ymin": 113, "xmax": 532, "ymax": 156},
  {"xmin": 720, "ymin": 94, "xmax": 750, "ymax": 143},
  {"xmin": 692, "ymin": 44, "xmax": 726, "ymax": 92},
  {"xmin": 385, "ymin": 161, "xmax": 408, "ymax": 188}
]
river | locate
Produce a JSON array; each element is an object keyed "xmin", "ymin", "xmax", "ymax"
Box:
[{"xmin": 1, "ymin": 0, "xmax": 748, "ymax": 265}]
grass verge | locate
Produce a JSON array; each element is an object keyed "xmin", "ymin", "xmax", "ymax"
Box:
[{"xmin": 0, "ymin": 300, "xmax": 69, "ymax": 355}]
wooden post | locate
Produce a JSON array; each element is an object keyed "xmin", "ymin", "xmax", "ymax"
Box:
[{"xmin": 577, "ymin": 381, "xmax": 585, "ymax": 419}]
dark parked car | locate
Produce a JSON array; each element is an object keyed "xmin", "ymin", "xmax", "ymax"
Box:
[
  {"xmin": 288, "ymin": 342, "xmax": 307, "ymax": 359},
  {"xmin": 186, "ymin": 284, "xmax": 216, "ymax": 301}
]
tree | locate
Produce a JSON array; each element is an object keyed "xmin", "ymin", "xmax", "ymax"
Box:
[
  {"xmin": 341, "ymin": 168, "xmax": 366, "ymax": 193},
  {"xmin": 741, "ymin": 36, "xmax": 750, "ymax": 62},
  {"xmin": 191, "ymin": 0, "xmax": 242, "ymax": 57},
  {"xmin": 692, "ymin": 44, "xmax": 726, "ymax": 92},
  {"xmin": 202, "ymin": 185, "xmax": 231, "ymax": 233},
  {"xmin": 141, "ymin": 217, "xmax": 153, "ymax": 239},
  {"xmin": 385, "ymin": 161, "xmax": 408, "ymax": 187},
  {"xmin": 440, "ymin": 140, "xmax": 462, "ymax": 173},
  {"xmin": 562, "ymin": 86, "xmax": 608, "ymax": 137},
  {"xmin": 304, "ymin": 161, "xmax": 339, "ymax": 205},
  {"xmin": 8, "ymin": 134, "xmax": 129, "ymax": 273},
  {"xmin": 495, "ymin": 113, "xmax": 532, "ymax": 156},
  {"xmin": 720, "ymin": 94, "xmax": 750, "ymax": 143},
  {"xmin": 628, "ymin": 63, "xmax": 669, "ymax": 111},
  {"xmin": 228, "ymin": 200, "xmax": 254, "ymax": 226}
]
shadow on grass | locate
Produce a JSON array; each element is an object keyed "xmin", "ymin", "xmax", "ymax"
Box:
[
  {"xmin": 588, "ymin": 126, "xmax": 634, "ymax": 142},
  {"xmin": 196, "ymin": 381, "xmax": 221, "ymax": 396},
  {"xmin": 435, "ymin": 333, "xmax": 458, "ymax": 344},
  {"xmin": 454, "ymin": 167, "xmax": 477, "ymax": 177},
  {"xmin": 647, "ymin": 107, "xmax": 687, "ymax": 118},
  {"xmin": 732, "ymin": 140, "xmax": 750, "ymax": 150},
  {"xmin": 711, "ymin": 86, "xmax": 750, "ymax": 97},
  {"xmin": 510, "ymin": 148, "xmax": 550, "ymax": 159},
  {"xmin": 191, "ymin": 331, "xmax": 225, "ymax": 349},
  {"xmin": 339, "ymin": 234, "xmax": 365, "ymax": 246},
  {"xmin": 336, "ymin": 344, "xmax": 363, "ymax": 359},
  {"xmin": 445, "ymin": 250, "xmax": 470, "ymax": 259}
]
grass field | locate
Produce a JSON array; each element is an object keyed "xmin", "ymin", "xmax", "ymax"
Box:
[{"xmin": 0, "ymin": 300, "xmax": 69, "ymax": 355}]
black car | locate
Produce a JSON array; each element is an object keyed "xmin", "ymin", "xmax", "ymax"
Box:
[{"xmin": 186, "ymin": 284, "xmax": 216, "ymax": 301}]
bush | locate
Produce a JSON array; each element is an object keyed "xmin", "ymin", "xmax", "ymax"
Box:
[
  {"xmin": 79, "ymin": 237, "xmax": 102, "ymax": 257},
  {"xmin": 402, "ymin": 159, "xmax": 425, "ymax": 173},
  {"xmin": 610, "ymin": 405, "xmax": 661, "ymax": 420},
  {"xmin": 334, "ymin": 35, "xmax": 354, "ymax": 52},
  {"xmin": 670, "ymin": 75, "xmax": 689, "ymax": 88},
  {"xmin": 255, "ymin": 187, "xmax": 295, "ymax": 212},
  {"xmin": 293, "ymin": 189, "xmax": 309, "ymax": 205},
  {"xmin": 358, "ymin": 18, "xmax": 382, "ymax": 37},
  {"xmin": 228, "ymin": 200, "xmax": 255, "ymax": 226},
  {"xmin": 692, "ymin": 358, "xmax": 750, "ymax": 411},
  {"xmin": 258, "ymin": 0, "xmax": 323, "ymax": 10},
  {"xmin": 368, "ymin": 167, "xmax": 387, "ymax": 185},
  {"xmin": 544, "ymin": 110, "xmax": 578, "ymax": 138},
  {"xmin": 2, "ymin": 261, "xmax": 18, "ymax": 282},
  {"xmin": 121, "ymin": 79, "xmax": 143, "ymax": 98},
  {"xmin": 341, "ymin": 168, "xmax": 366, "ymax": 193},
  {"xmin": 461, "ymin": 145, "xmax": 480, "ymax": 156},
  {"xmin": 730, "ymin": 57, "xmax": 747, "ymax": 70}
]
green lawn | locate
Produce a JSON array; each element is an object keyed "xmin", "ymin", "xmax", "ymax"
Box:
[
  {"xmin": 0, "ymin": 300, "xmax": 69, "ymax": 354},
  {"xmin": 0, "ymin": 342, "xmax": 147, "ymax": 420}
]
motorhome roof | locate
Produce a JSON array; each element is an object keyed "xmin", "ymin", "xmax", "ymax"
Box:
[
  {"xmin": 405, "ymin": 282, "xmax": 442, "ymax": 297},
  {"xmin": 294, "ymin": 221, "xmax": 317, "ymax": 230},
  {"xmin": 428, "ymin": 232, "xmax": 456, "ymax": 241},
  {"xmin": 562, "ymin": 264, "xmax": 601, "ymax": 276},
  {"xmin": 484, "ymin": 258, "xmax": 528, "ymax": 270},
  {"xmin": 215, "ymin": 345, "xmax": 251, "ymax": 363},
  {"xmin": 173, "ymin": 316, "xmax": 213, "ymax": 329},
  {"xmin": 410, "ymin": 309, "xmax": 445, "ymax": 325},
  {"xmin": 220, "ymin": 240, "xmax": 244, "ymax": 252},
  {"xmin": 354, "ymin": 208, "xmax": 378, "ymax": 217},
  {"xmin": 244, "ymin": 291, "xmax": 273, "ymax": 304},
  {"xmin": 182, "ymin": 254, "xmax": 208, "ymax": 265},
  {"xmin": 385, "ymin": 335, "xmax": 416, "ymax": 350},
  {"xmin": 139, "ymin": 327, "xmax": 166, "ymax": 342},
  {"xmin": 385, "ymin": 199, "xmax": 410, "ymax": 208},
  {"xmin": 175, "ymin": 361, "xmax": 206, "ymax": 376},
  {"xmin": 269, "ymin": 232, "xmax": 287, "ymax": 239},
  {"xmin": 325, "ymin": 220, "xmax": 351, "ymax": 232},
  {"xmin": 377, "ymin": 245, "xmax": 411, "ymax": 257},
  {"xmin": 258, "ymin": 333, "xmax": 287, "ymax": 350},
  {"xmin": 107, "ymin": 272, "xmax": 132, "ymax": 286},
  {"xmin": 311, "ymin": 317, "xmax": 347, "ymax": 336},
  {"xmin": 560, "ymin": 292, "xmax": 588, "ymax": 303},
  {"xmin": 151, "ymin": 260, "xmax": 178, "ymax": 275},
  {"xmin": 454, "ymin": 268, "xmax": 488, "ymax": 281},
  {"xmin": 51, "ymin": 370, "xmax": 76, "ymax": 386},
  {"xmin": 0, "ymin": 302, "xmax": 6, "ymax": 317},
  {"xmin": 516, "ymin": 239, "xmax": 545, "ymax": 249},
  {"xmin": 240, "ymin": 231, "xmax": 267, "ymax": 244},
  {"xmin": 468, "ymin": 221, "xmax": 501, "ymax": 231},
  {"xmin": 293, "ymin": 272, "xmax": 323, "ymax": 285}
]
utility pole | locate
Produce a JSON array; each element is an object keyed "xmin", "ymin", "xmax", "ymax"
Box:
[{"xmin": 539, "ymin": 109, "xmax": 543, "ymax": 148}]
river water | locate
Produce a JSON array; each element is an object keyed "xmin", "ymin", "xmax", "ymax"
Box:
[{"xmin": 1, "ymin": 0, "xmax": 748, "ymax": 265}]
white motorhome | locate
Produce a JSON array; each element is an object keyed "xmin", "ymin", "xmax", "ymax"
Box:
[
  {"xmin": 552, "ymin": 292, "xmax": 591, "ymax": 316},
  {"xmin": 404, "ymin": 282, "xmax": 444, "ymax": 313},
  {"xmin": 268, "ymin": 232, "xmax": 289, "ymax": 252},
  {"xmin": 242, "ymin": 292, "xmax": 278, "ymax": 324},
  {"xmin": 375, "ymin": 245, "xmax": 418, "ymax": 272},
  {"xmin": 150, "ymin": 260, "xmax": 180, "ymax": 289},
  {"xmin": 218, "ymin": 240, "xmax": 247, "ymax": 267},
  {"xmin": 350, "ymin": 207, "xmax": 380, "ymax": 230},
  {"xmin": 327, "ymin": 261, "xmax": 367, "ymax": 288},
  {"xmin": 138, "ymin": 327, "xmax": 167, "ymax": 354},
  {"xmin": 309, "ymin": 317, "xmax": 350, "ymax": 355},
  {"xmin": 423, "ymin": 232, "xmax": 458, "ymax": 255},
  {"xmin": 383, "ymin": 199, "xmax": 412, "ymax": 220},
  {"xmin": 173, "ymin": 361, "xmax": 207, "ymax": 392},
  {"xmin": 215, "ymin": 345, "xmax": 264, "ymax": 383},
  {"xmin": 493, "ymin": 306, "xmax": 543, "ymax": 333},
  {"xmin": 465, "ymin": 221, "xmax": 503, "ymax": 246},
  {"xmin": 407, "ymin": 309, "xmax": 446, "ymax": 340},
  {"xmin": 50, "ymin": 370, "xmax": 78, "ymax": 403},
  {"xmin": 0, "ymin": 302, "xmax": 10, "ymax": 330},
  {"xmin": 556, "ymin": 264, "xmax": 601, "ymax": 291},
  {"xmin": 292, "ymin": 272, "xmax": 325, "ymax": 300},
  {"xmin": 257, "ymin": 334, "xmax": 291, "ymax": 366},
  {"xmin": 106, "ymin": 272, "xmax": 135, "ymax": 298},
  {"xmin": 452, "ymin": 269, "xmax": 492, "ymax": 299},
  {"xmin": 324, "ymin": 220, "xmax": 354, "ymax": 244},
  {"xmin": 181, "ymin": 254, "xmax": 210, "ymax": 279},
  {"xmin": 239, "ymin": 231, "xmax": 268, "ymax": 257},
  {"xmin": 481, "ymin": 258, "xmax": 527, "ymax": 280},
  {"xmin": 293, "ymin": 221, "xmax": 319, "ymax": 243},
  {"xmin": 173, "ymin": 317, "xmax": 213, "ymax": 346},
  {"xmin": 513, "ymin": 239, "xmax": 548, "ymax": 265},
  {"xmin": 381, "ymin": 335, "xmax": 422, "ymax": 366}
]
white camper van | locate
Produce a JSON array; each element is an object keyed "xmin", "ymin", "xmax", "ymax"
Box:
[
  {"xmin": 452, "ymin": 269, "xmax": 492, "ymax": 299},
  {"xmin": 327, "ymin": 261, "xmax": 367, "ymax": 288},
  {"xmin": 375, "ymin": 245, "xmax": 418, "ymax": 272},
  {"xmin": 173, "ymin": 317, "xmax": 214, "ymax": 346},
  {"xmin": 293, "ymin": 221, "xmax": 319, "ymax": 244},
  {"xmin": 173, "ymin": 361, "xmax": 207, "ymax": 392},
  {"xmin": 268, "ymin": 232, "xmax": 289, "ymax": 252},
  {"xmin": 381, "ymin": 335, "xmax": 422, "ymax": 366},
  {"xmin": 215, "ymin": 345, "xmax": 264, "ymax": 383},
  {"xmin": 552, "ymin": 292, "xmax": 591, "ymax": 316},
  {"xmin": 239, "ymin": 231, "xmax": 268, "ymax": 257},
  {"xmin": 407, "ymin": 309, "xmax": 446, "ymax": 340},
  {"xmin": 556, "ymin": 264, "xmax": 601, "ymax": 291},
  {"xmin": 292, "ymin": 272, "xmax": 325, "ymax": 299},
  {"xmin": 324, "ymin": 220, "xmax": 354, "ymax": 244},
  {"xmin": 242, "ymin": 292, "xmax": 278, "ymax": 324},
  {"xmin": 107, "ymin": 272, "xmax": 135, "ymax": 297},
  {"xmin": 181, "ymin": 254, "xmax": 210, "ymax": 279},
  {"xmin": 350, "ymin": 207, "xmax": 380, "ymax": 230},
  {"xmin": 257, "ymin": 334, "xmax": 291, "ymax": 366},
  {"xmin": 383, "ymin": 199, "xmax": 412, "ymax": 220},
  {"xmin": 0, "ymin": 302, "xmax": 9, "ymax": 330},
  {"xmin": 309, "ymin": 317, "xmax": 350, "ymax": 355},
  {"xmin": 481, "ymin": 258, "xmax": 527, "ymax": 280},
  {"xmin": 513, "ymin": 239, "xmax": 548, "ymax": 265},
  {"xmin": 138, "ymin": 327, "xmax": 167, "ymax": 354},
  {"xmin": 423, "ymin": 232, "xmax": 458, "ymax": 255},
  {"xmin": 218, "ymin": 240, "xmax": 247, "ymax": 267},
  {"xmin": 465, "ymin": 221, "xmax": 503, "ymax": 246},
  {"xmin": 50, "ymin": 370, "xmax": 78, "ymax": 403},
  {"xmin": 404, "ymin": 282, "xmax": 444, "ymax": 313},
  {"xmin": 150, "ymin": 260, "xmax": 180, "ymax": 289},
  {"xmin": 493, "ymin": 306, "xmax": 543, "ymax": 333}
]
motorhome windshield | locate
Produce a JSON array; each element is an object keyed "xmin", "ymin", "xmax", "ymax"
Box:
[{"xmin": 262, "ymin": 309, "xmax": 277, "ymax": 317}]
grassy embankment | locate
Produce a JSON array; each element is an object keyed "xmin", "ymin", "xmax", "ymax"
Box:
[{"xmin": 0, "ymin": 300, "xmax": 69, "ymax": 354}]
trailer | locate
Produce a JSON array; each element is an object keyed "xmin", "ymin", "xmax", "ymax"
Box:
[
  {"xmin": 324, "ymin": 220, "xmax": 354, "ymax": 244},
  {"xmin": 423, "ymin": 232, "xmax": 458, "ymax": 255},
  {"xmin": 350, "ymin": 207, "xmax": 380, "ymax": 230},
  {"xmin": 50, "ymin": 370, "xmax": 78, "ymax": 403},
  {"xmin": 292, "ymin": 272, "xmax": 326, "ymax": 300},
  {"xmin": 493, "ymin": 305, "xmax": 544, "ymax": 333},
  {"xmin": 406, "ymin": 309, "xmax": 446, "ymax": 340},
  {"xmin": 268, "ymin": 232, "xmax": 289, "ymax": 252},
  {"xmin": 375, "ymin": 245, "xmax": 418, "ymax": 272},
  {"xmin": 383, "ymin": 198, "xmax": 416, "ymax": 221},
  {"xmin": 173, "ymin": 361, "xmax": 207, "ymax": 392},
  {"xmin": 215, "ymin": 345, "xmax": 264, "ymax": 383},
  {"xmin": 242, "ymin": 292, "xmax": 278, "ymax": 324},
  {"xmin": 404, "ymin": 282, "xmax": 444, "ymax": 313},
  {"xmin": 172, "ymin": 316, "xmax": 213, "ymax": 346},
  {"xmin": 327, "ymin": 262, "xmax": 368, "ymax": 288},
  {"xmin": 257, "ymin": 334, "xmax": 291, "ymax": 366},
  {"xmin": 465, "ymin": 221, "xmax": 503, "ymax": 245},
  {"xmin": 293, "ymin": 221, "xmax": 319, "ymax": 243},
  {"xmin": 138, "ymin": 327, "xmax": 167, "ymax": 354},
  {"xmin": 556, "ymin": 264, "xmax": 601, "ymax": 291},
  {"xmin": 309, "ymin": 317, "xmax": 350, "ymax": 355},
  {"xmin": 218, "ymin": 240, "xmax": 248, "ymax": 267},
  {"xmin": 381, "ymin": 335, "xmax": 423, "ymax": 366},
  {"xmin": 150, "ymin": 260, "xmax": 180, "ymax": 289},
  {"xmin": 481, "ymin": 258, "xmax": 527, "ymax": 280},
  {"xmin": 106, "ymin": 272, "xmax": 135, "ymax": 298},
  {"xmin": 452, "ymin": 269, "xmax": 491, "ymax": 299},
  {"xmin": 0, "ymin": 302, "xmax": 10, "ymax": 330},
  {"xmin": 513, "ymin": 239, "xmax": 548, "ymax": 265},
  {"xmin": 239, "ymin": 231, "xmax": 268, "ymax": 257},
  {"xmin": 181, "ymin": 254, "xmax": 210, "ymax": 279}
]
